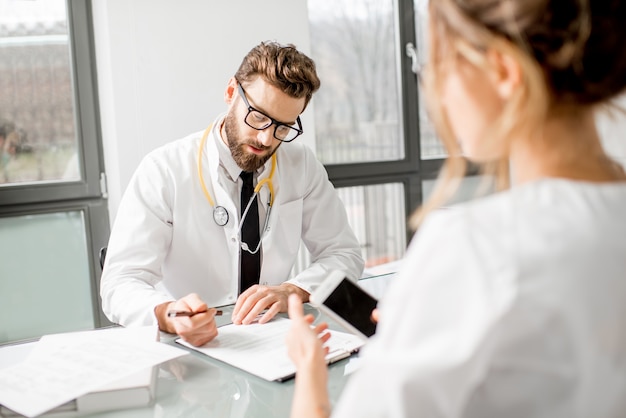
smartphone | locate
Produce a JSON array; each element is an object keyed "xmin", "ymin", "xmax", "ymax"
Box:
[{"xmin": 310, "ymin": 270, "xmax": 378, "ymax": 340}]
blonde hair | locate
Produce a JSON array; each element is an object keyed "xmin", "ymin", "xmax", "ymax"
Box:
[
  {"xmin": 409, "ymin": 0, "xmax": 626, "ymax": 229},
  {"xmin": 411, "ymin": 0, "xmax": 551, "ymax": 228}
]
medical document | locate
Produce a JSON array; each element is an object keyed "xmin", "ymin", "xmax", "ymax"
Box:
[
  {"xmin": 177, "ymin": 317, "xmax": 364, "ymax": 382},
  {"xmin": 0, "ymin": 326, "xmax": 187, "ymax": 418}
]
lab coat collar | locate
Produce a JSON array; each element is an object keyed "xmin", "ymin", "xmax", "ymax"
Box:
[{"xmin": 212, "ymin": 116, "xmax": 240, "ymax": 183}]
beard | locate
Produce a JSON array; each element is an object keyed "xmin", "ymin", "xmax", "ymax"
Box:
[{"xmin": 223, "ymin": 111, "xmax": 277, "ymax": 172}]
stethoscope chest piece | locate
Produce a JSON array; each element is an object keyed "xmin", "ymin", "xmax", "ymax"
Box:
[{"xmin": 213, "ymin": 206, "xmax": 229, "ymax": 226}]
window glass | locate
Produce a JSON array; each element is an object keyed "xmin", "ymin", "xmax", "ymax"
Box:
[
  {"xmin": 290, "ymin": 182, "xmax": 407, "ymax": 276},
  {"xmin": 0, "ymin": 211, "xmax": 93, "ymax": 344},
  {"xmin": 338, "ymin": 183, "xmax": 407, "ymax": 267},
  {"xmin": 307, "ymin": 0, "xmax": 404, "ymax": 164},
  {"xmin": 0, "ymin": 0, "xmax": 80, "ymax": 186}
]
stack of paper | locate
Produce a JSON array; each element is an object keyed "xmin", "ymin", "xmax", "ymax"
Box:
[
  {"xmin": 0, "ymin": 366, "xmax": 156, "ymax": 417},
  {"xmin": 0, "ymin": 326, "xmax": 187, "ymax": 418}
]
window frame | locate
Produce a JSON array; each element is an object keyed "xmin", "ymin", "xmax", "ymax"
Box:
[
  {"xmin": 323, "ymin": 0, "xmax": 445, "ymax": 245},
  {"xmin": 0, "ymin": 0, "xmax": 104, "ymax": 206},
  {"xmin": 0, "ymin": 0, "xmax": 110, "ymax": 329}
]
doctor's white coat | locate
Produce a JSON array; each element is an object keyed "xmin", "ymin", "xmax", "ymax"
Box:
[{"xmin": 100, "ymin": 118, "xmax": 364, "ymax": 326}]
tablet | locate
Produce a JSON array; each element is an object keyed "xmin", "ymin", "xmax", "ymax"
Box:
[{"xmin": 310, "ymin": 270, "xmax": 378, "ymax": 340}]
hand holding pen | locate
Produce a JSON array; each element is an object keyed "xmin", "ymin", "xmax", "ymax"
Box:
[{"xmin": 164, "ymin": 293, "xmax": 221, "ymax": 347}]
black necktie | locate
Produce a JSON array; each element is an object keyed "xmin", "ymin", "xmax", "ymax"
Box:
[{"xmin": 239, "ymin": 171, "xmax": 260, "ymax": 293}]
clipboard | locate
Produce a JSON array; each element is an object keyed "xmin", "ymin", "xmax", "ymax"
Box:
[{"xmin": 176, "ymin": 317, "xmax": 364, "ymax": 382}]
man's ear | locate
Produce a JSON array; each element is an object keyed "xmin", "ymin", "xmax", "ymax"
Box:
[
  {"xmin": 487, "ymin": 49, "xmax": 522, "ymax": 99},
  {"xmin": 224, "ymin": 77, "xmax": 238, "ymax": 105}
]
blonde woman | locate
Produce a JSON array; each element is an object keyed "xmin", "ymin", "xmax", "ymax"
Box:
[{"xmin": 287, "ymin": 0, "xmax": 626, "ymax": 416}]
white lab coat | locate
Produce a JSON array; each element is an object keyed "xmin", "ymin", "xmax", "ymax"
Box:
[
  {"xmin": 101, "ymin": 116, "xmax": 364, "ymax": 326},
  {"xmin": 334, "ymin": 179, "xmax": 626, "ymax": 418}
]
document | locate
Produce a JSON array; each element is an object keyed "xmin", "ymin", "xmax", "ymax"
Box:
[
  {"xmin": 177, "ymin": 317, "xmax": 364, "ymax": 382},
  {"xmin": 0, "ymin": 326, "xmax": 187, "ymax": 418}
]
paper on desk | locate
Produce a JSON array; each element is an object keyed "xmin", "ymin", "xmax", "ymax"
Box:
[
  {"xmin": 177, "ymin": 317, "xmax": 364, "ymax": 382},
  {"xmin": 0, "ymin": 326, "xmax": 187, "ymax": 418}
]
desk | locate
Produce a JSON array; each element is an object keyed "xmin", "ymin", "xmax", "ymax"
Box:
[{"xmin": 0, "ymin": 273, "xmax": 396, "ymax": 418}]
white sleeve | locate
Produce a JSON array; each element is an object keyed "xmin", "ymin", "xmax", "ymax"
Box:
[
  {"xmin": 287, "ymin": 148, "xmax": 364, "ymax": 292},
  {"xmin": 100, "ymin": 154, "xmax": 177, "ymax": 326}
]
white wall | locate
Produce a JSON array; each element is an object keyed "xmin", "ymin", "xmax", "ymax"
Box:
[
  {"xmin": 91, "ymin": 0, "xmax": 316, "ymax": 224},
  {"xmin": 597, "ymin": 94, "xmax": 626, "ymax": 170}
]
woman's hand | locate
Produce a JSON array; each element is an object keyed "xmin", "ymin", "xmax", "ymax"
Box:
[
  {"xmin": 286, "ymin": 294, "xmax": 332, "ymax": 418},
  {"xmin": 371, "ymin": 308, "xmax": 379, "ymax": 324},
  {"xmin": 286, "ymin": 294, "xmax": 330, "ymax": 369}
]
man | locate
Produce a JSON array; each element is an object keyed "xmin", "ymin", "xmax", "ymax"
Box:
[{"xmin": 100, "ymin": 41, "xmax": 364, "ymax": 347}]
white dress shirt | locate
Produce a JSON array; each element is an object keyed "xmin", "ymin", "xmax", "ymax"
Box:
[
  {"xmin": 100, "ymin": 115, "xmax": 364, "ymax": 326},
  {"xmin": 334, "ymin": 179, "xmax": 626, "ymax": 418}
]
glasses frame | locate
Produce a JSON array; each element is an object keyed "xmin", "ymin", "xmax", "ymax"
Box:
[{"xmin": 236, "ymin": 82, "xmax": 303, "ymax": 143}]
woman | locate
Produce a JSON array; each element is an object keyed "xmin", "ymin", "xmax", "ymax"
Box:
[{"xmin": 287, "ymin": 0, "xmax": 626, "ymax": 416}]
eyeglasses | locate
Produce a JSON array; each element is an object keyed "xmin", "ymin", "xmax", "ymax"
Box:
[{"xmin": 236, "ymin": 82, "xmax": 303, "ymax": 142}]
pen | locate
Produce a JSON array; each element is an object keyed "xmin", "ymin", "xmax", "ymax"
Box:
[{"xmin": 167, "ymin": 309, "xmax": 223, "ymax": 318}]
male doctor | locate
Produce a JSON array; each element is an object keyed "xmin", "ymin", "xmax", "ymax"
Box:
[{"xmin": 100, "ymin": 41, "xmax": 364, "ymax": 347}]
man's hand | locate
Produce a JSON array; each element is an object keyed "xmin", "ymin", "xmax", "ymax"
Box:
[
  {"xmin": 232, "ymin": 283, "xmax": 309, "ymax": 325},
  {"xmin": 154, "ymin": 293, "xmax": 219, "ymax": 346}
]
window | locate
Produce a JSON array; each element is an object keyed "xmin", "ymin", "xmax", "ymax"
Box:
[
  {"xmin": 0, "ymin": 0, "xmax": 110, "ymax": 343},
  {"xmin": 306, "ymin": 0, "xmax": 443, "ymax": 269},
  {"xmin": 0, "ymin": 0, "xmax": 76, "ymax": 185},
  {"xmin": 308, "ymin": 1, "xmax": 404, "ymax": 166},
  {"xmin": 338, "ymin": 184, "xmax": 407, "ymax": 267},
  {"xmin": 305, "ymin": 0, "xmax": 485, "ymax": 271}
]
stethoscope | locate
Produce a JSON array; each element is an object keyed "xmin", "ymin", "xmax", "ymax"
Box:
[{"xmin": 197, "ymin": 124, "xmax": 276, "ymax": 254}]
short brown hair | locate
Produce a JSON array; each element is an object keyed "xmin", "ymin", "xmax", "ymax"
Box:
[{"xmin": 234, "ymin": 41, "xmax": 321, "ymax": 111}]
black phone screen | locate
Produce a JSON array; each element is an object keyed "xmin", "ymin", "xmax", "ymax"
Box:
[{"xmin": 323, "ymin": 278, "xmax": 378, "ymax": 337}]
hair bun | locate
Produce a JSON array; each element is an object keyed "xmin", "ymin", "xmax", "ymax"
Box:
[{"xmin": 528, "ymin": 0, "xmax": 626, "ymax": 104}]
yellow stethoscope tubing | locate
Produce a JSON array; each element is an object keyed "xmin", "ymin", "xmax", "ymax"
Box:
[
  {"xmin": 197, "ymin": 124, "xmax": 276, "ymax": 206},
  {"xmin": 197, "ymin": 125, "xmax": 217, "ymax": 207},
  {"xmin": 197, "ymin": 124, "xmax": 276, "ymax": 253}
]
